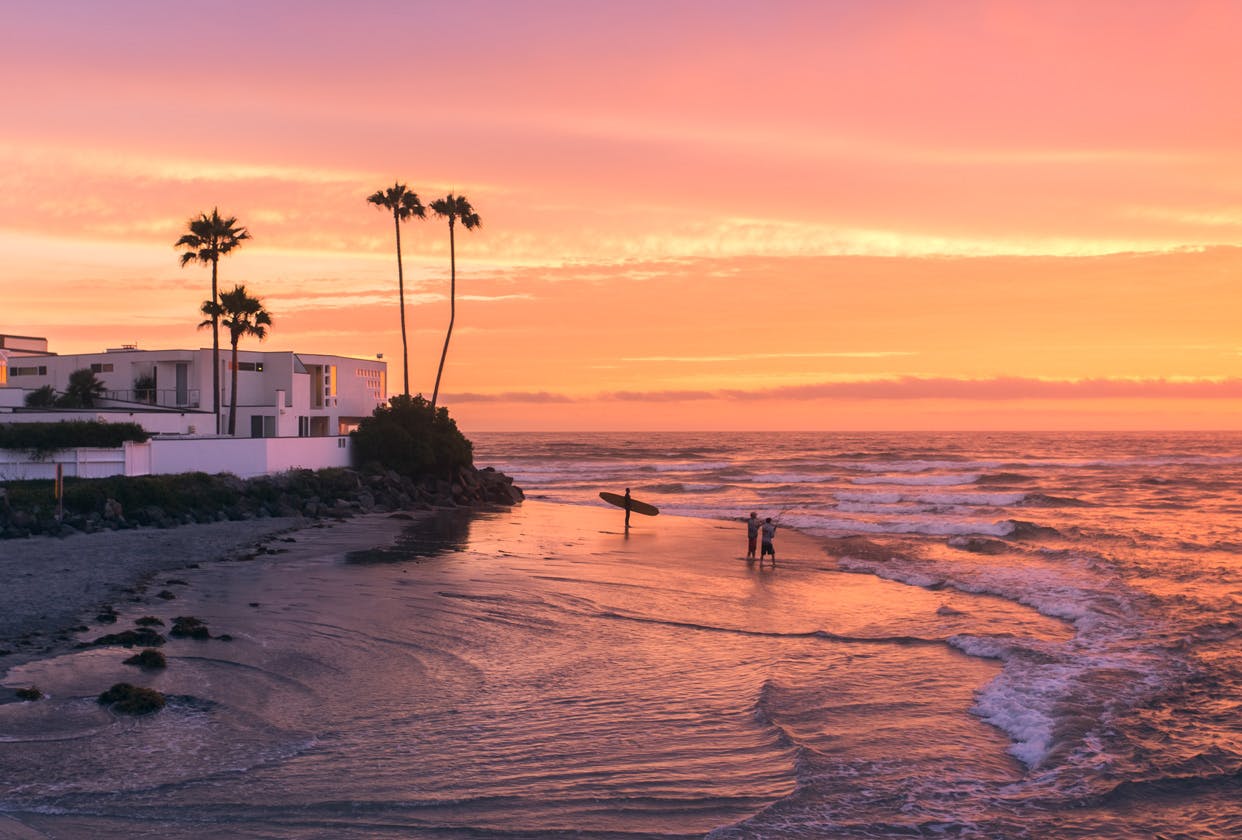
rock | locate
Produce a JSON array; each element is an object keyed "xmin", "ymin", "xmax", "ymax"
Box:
[
  {"xmin": 134, "ymin": 616, "xmax": 165, "ymax": 627},
  {"xmin": 92, "ymin": 628, "xmax": 166, "ymax": 647},
  {"xmin": 97, "ymin": 683, "xmax": 165, "ymax": 715},
  {"xmin": 169, "ymin": 616, "xmax": 211, "ymax": 640},
  {"xmin": 123, "ymin": 648, "xmax": 168, "ymax": 669},
  {"xmin": 156, "ymin": 590, "xmax": 177, "ymax": 600},
  {"xmin": 103, "ymin": 498, "xmax": 124, "ymax": 521},
  {"xmin": 15, "ymin": 686, "xmax": 43, "ymax": 701}
]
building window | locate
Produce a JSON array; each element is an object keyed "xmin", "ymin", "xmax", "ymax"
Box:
[
  {"xmin": 250, "ymin": 415, "xmax": 276, "ymax": 438},
  {"xmin": 90, "ymin": 363, "xmax": 114, "ymax": 373},
  {"xmin": 234, "ymin": 361, "xmax": 264, "ymax": 372},
  {"xmin": 298, "ymin": 416, "xmax": 310, "ymax": 437},
  {"xmin": 10, "ymin": 365, "xmax": 48, "ymax": 376},
  {"xmin": 355, "ymin": 366, "xmax": 385, "ymax": 403}
]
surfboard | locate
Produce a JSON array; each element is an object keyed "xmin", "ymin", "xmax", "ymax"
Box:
[{"xmin": 599, "ymin": 491, "xmax": 659, "ymax": 517}]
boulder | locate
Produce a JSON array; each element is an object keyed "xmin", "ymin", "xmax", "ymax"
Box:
[{"xmin": 97, "ymin": 683, "xmax": 165, "ymax": 715}]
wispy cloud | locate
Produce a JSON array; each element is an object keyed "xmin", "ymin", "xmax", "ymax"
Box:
[
  {"xmin": 622, "ymin": 351, "xmax": 915, "ymax": 363},
  {"xmin": 445, "ymin": 376, "xmax": 1242, "ymax": 404}
]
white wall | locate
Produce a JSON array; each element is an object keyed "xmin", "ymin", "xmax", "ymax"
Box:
[
  {"xmin": 0, "ymin": 447, "xmax": 126, "ymax": 480},
  {"xmin": 0, "ymin": 436, "xmax": 353, "ymax": 481}
]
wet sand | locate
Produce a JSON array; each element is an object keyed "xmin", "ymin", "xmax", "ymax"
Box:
[{"xmin": 0, "ymin": 516, "xmax": 417, "ymax": 670}]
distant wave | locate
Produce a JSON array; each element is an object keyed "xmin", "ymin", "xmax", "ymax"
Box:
[
  {"xmin": 851, "ymin": 474, "xmax": 982, "ymax": 486},
  {"xmin": 977, "ymin": 472, "xmax": 1037, "ymax": 485}
]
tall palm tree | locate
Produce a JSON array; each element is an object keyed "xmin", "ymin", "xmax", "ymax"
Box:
[
  {"xmin": 429, "ymin": 194, "xmax": 481, "ymax": 410},
  {"xmin": 177, "ymin": 208, "xmax": 251, "ymax": 432},
  {"xmin": 367, "ymin": 183, "xmax": 425, "ymax": 397},
  {"xmin": 199, "ymin": 284, "xmax": 273, "ymax": 436}
]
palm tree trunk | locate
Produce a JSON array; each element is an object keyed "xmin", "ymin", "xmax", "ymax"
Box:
[
  {"xmin": 394, "ymin": 212, "xmax": 410, "ymax": 396},
  {"xmin": 228, "ymin": 336, "xmax": 240, "ymax": 436},
  {"xmin": 431, "ymin": 219, "xmax": 456, "ymax": 411},
  {"xmin": 211, "ymin": 258, "xmax": 221, "ymax": 434}
]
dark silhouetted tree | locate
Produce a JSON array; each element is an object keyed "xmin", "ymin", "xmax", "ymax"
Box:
[
  {"xmin": 176, "ymin": 208, "xmax": 251, "ymax": 431},
  {"xmin": 199, "ymin": 284, "xmax": 273, "ymax": 436},
  {"xmin": 367, "ymin": 183, "xmax": 425, "ymax": 397},
  {"xmin": 58, "ymin": 368, "xmax": 107, "ymax": 408},
  {"xmin": 428, "ymin": 194, "xmax": 481, "ymax": 410}
]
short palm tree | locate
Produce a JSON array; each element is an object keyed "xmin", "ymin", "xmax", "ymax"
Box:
[
  {"xmin": 367, "ymin": 183, "xmax": 425, "ymax": 397},
  {"xmin": 199, "ymin": 285, "xmax": 273, "ymax": 436},
  {"xmin": 429, "ymin": 194, "xmax": 481, "ymax": 410},
  {"xmin": 177, "ymin": 209, "xmax": 251, "ymax": 432},
  {"xmin": 60, "ymin": 368, "xmax": 107, "ymax": 408}
]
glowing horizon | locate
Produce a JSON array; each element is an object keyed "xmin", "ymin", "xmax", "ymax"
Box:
[{"xmin": 2, "ymin": 1, "xmax": 1240, "ymax": 431}]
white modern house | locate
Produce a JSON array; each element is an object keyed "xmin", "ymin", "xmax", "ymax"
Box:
[{"xmin": 0, "ymin": 335, "xmax": 389, "ymax": 479}]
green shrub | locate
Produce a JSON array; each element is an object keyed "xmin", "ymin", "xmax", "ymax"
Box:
[
  {"xmin": 0, "ymin": 421, "xmax": 150, "ymax": 453},
  {"xmin": 24, "ymin": 386, "xmax": 57, "ymax": 408},
  {"xmin": 350, "ymin": 394, "xmax": 473, "ymax": 476}
]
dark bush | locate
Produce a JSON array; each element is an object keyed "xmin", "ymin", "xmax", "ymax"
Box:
[
  {"xmin": 350, "ymin": 394, "xmax": 473, "ymax": 476},
  {"xmin": 0, "ymin": 421, "xmax": 150, "ymax": 453}
]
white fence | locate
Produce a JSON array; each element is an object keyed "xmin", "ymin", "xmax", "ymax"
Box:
[{"xmin": 0, "ymin": 436, "xmax": 353, "ymax": 481}]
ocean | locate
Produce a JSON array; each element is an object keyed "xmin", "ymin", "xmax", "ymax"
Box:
[
  {"xmin": 1, "ymin": 431, "xmax": 1239, "ymax": 838},
  {"xmin": 473, "ymin": 431, "xmax": 1242, "ymax": 837}
]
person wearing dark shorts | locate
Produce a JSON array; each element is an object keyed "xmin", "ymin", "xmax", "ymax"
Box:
[
  {"xmin": 760, "ymin": 518, "xmax": 777, "ymax": 565},
  {"xmin": 746, "ymin": 512, "xmax": 761, "ymax": 559}
]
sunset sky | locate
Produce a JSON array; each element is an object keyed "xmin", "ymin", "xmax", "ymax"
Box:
[{"xmin": 2, "ymin": 0, "xmax": 1241, "ymax": 431}]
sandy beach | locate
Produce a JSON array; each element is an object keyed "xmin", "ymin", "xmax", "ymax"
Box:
[{"xmin": 0, "ymin": 518, "xmax": 314, "ymax": 669}]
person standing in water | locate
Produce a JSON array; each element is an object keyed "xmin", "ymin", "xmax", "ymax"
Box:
[
  {"xmin": 623, "ymin": 488, "xmax": 633, "ymax": 530},
  {"xmin": 746, "ymin": 512, "xmax": 761, "ymax": 560},
  {"xmin": 760, "ymin": 517, "xmax": 778, "ymax": 565}
]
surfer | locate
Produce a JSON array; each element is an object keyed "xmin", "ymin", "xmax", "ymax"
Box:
[
  {"xmin": 745, "ymin": 512, "xmax": 761, "ymax": 560},
  {"xmin": 760, "ymin": 517, "xmax": 777, "ymax": 565},
  {"xmin": 623, "ymin": 488, "xmax": 632, "ymax": 530}
]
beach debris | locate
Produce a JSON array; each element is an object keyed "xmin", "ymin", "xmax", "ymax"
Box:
[
  {"xmin": 134, "ymin": 616, "xmax": 164, "ymax": 627},
  {"xmin": 97, "ymin": 683, "xmax": 165, "ymax": 715},
  {"xmin": 170, "ymin": 616, "xmax": 212, "ymax": 640},
  {"xmin": 90, "ymin": 628, "xmax": 166, "ymax": 648},
  {"xmin": 123, "ymin": 648, "xmax": 168, "ymax": 669},
  {"xmin": 15, "ymin": 686, "xmax": 44, "ymax": 701}
]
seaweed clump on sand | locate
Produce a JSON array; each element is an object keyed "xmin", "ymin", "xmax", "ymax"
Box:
[
  {"xmin": 15, "ymin": 686, "xmax": 44, "ymax": 701},
  {"xmin": 170, "ymin": 616, "xmax": 212, "ymax": 640},
  {"xmin": 123, "ymin": 648, "xmax": 168, "ymax": 670},
  {"xmin": 97, "ymin": 683, "xmax": 165, "ymax": 715}
]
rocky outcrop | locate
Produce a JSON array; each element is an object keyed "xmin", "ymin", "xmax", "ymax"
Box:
[{"xmin": 1, "ymin": 465, "xmax": 524, "ymax": 539}]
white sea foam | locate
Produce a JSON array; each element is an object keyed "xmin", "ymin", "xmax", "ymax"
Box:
[
  {"xmin": 835, "ymin": 491, "xmax": 1027, "ymax": 507},
  {"xmin": 851, "ymin": 474, "xmax": 982, "ymax": 486},
  {"xmin": 789, "ymin": 513, "xmax": 1016, "ymax": 537}
]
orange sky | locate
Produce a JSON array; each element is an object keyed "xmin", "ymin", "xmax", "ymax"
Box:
[{"xmin": 2, "ymin": 1, "xmax": 1240, "ymax": 430}]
